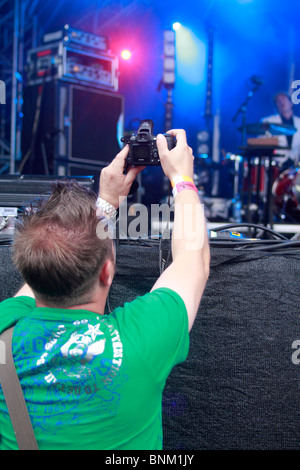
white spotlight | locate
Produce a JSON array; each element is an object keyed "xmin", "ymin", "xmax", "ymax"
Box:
[{"xmin": 172, "ymin": 22, "xmax": 181, "ymax": 31}]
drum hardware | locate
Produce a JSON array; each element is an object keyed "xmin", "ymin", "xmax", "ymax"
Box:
[
  {"xmin": 226, "ymin": 120, "xmax": 296, "ymax": 226},
  {"xmin": 272, "ymin": 168, "xmax": 300, "ymax": 223},
  {"xmin": 224, "ymin": 153, "xmax": 244, "ymax": 223},
  {"xmin": 239, "ymin": 145, "xmax": 289, "ymax": 227},
  {"xmin": 277, "ymin": 194, "xmax": 290, "ymax": 221}
]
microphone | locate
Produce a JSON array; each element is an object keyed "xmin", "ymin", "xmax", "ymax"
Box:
[{"xmin": 250, "ymin": 75, "xmax": 264, "ymax": 86}]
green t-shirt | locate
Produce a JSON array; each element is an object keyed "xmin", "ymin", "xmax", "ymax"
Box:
[{"xmin": 0, "ymin": 288, "xmax": 189, "ymax": 450}]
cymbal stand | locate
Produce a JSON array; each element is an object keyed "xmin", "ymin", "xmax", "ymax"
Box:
[{"xmin": 226, "ymin": 153, "xmax": 243, "ymax": 222}]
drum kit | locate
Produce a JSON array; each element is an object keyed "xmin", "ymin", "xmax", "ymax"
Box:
[
  {"xmin": 229, "ymin": 121, "xmax": 300, "ymax": 225},
  {"xmin": 272, "ymin": 168, "xmax": 300, "ymax": 222}
]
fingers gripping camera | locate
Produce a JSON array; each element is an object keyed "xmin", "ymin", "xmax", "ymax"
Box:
[{"xmin": 121, "ymin": 119, "xmax": 176, "ymax": 166}]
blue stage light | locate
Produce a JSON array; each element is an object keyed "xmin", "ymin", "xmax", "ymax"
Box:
[
  {"xmin": 172, "ymin": 22, "xmax": 181, "ymax": 31},
  {"xmin": 174, "ymin": 25, "xmax": 205, "ymax": 86}
]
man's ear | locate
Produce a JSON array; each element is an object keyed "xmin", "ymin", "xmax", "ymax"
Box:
[{"xmin": 99, "ymin": 259, "xmax": 115, "ymax": 287}]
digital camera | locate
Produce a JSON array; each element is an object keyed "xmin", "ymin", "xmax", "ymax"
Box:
[{"xmin": 122, "ymin": 119, "xmax": 176, "ymax": 166}]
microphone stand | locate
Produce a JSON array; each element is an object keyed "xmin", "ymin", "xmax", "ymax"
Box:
[
  {"xmin": 232, "ymin": 84, "xmax": 261, "ymax": 145},
  {"xmin": 231, "ymin": 82, "xmax": 261, "ymax": 225}
]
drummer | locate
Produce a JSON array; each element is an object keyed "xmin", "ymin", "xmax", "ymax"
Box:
[{"xmin": 261, "ymin": 91, "xmax": 300, "ymax": 171}]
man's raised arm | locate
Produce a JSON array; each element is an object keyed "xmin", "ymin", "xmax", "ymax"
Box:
[{"xmin": 151, "ymin": 129, "xmax": 210, "ymax": 331}]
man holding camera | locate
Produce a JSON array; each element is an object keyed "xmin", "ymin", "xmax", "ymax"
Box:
[{"xmin": 0, "ymin": 129, "xmax": 209, "ymax": 450}]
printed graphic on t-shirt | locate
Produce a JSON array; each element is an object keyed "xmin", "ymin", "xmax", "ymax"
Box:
[
  {"xmin": 60, "ymin": 323, "xmax": 106, "ymax": 363},
  {"xmin": 20, "ymin": 316, "xmax": 127, "ymax": 428},
  {"xmin": 35, "ymin": 317, "xmax": 123, "ymax": 382}
]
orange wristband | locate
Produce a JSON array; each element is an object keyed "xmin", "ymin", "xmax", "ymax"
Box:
[{"xmin": 171, "ymin": 175, "xmax": 194, "ymax": 188}]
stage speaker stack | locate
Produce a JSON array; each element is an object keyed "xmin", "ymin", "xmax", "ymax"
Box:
[
  {"xmin": 1, "ymin": 242, "xmax": 300, "ymax": 449},
  {"xmin": 21, "ymin": 82, "xmax": 124, "ymax": 181},
  {"xmin": 20, "ymin": 26, "xmax": 124, "ymax": 187}
]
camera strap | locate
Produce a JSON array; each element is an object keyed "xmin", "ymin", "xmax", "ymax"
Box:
[
  {"xmin": 159, "ymin": 182, "xmax": 173, "ymax": 274},
  {"xmin": 0, "ymin": 326, "xmax": 39, "ymax": 450},
  {"xmin": 159, "ymin": 227, "xmax": 172, "ymax": 274}
]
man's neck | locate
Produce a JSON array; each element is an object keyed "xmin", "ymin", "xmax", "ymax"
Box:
[
  {"xmin": 280, "ymin": 110, "xmax": 293, "ymax": 120},
  {"xmin": 35, "ymin": 299, "xmax": 106, "ymax": 315},
  {"xmin": 35, "ymin": 288, "xmax": 108, "ymax": 315}
]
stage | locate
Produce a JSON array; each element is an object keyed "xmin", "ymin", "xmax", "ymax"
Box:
[
  {"xmin": 1, "ymin": 0, "xmax": 300, "ymax": 451},
  {"xmin": 1, "ymin": 239, "xmax": 300, "ymax": 450}
]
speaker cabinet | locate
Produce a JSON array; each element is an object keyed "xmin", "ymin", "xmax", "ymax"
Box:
[{"xmin": 21, "ymin": 80, "xmax": 124, "ymax": 175}]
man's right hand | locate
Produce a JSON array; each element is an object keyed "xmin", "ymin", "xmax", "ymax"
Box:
[
  {"xmin": 99, "ymin": 145, "xmax": 144, "ymax": 209},
  {"xmin": 156, "ymin": 129, "xmax": 194, "ymax": 182}
]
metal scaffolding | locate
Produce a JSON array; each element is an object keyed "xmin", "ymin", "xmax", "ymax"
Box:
[
  {"xmin": 0, "ymin": 0, "xmax": 141, "ymax": 175},
  {"xmin": 0, "ymin": 0, "xmax": 13, "ymax": 173},
  {"xmin": 0, "ymin": 0, "xmax": 41, "ymax": 174},
  {"xmin": 0, "ymin": 0, "xmax": 84, "ymax": 174}
]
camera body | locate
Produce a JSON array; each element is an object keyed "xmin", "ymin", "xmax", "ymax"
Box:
[{"xmin": 125, "ymin": 119, "xmax": 176, "ymax": 166}]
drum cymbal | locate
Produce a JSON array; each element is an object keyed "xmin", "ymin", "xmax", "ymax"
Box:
[{"xmin": 238, "ymin": 122, "xmax": 297, "ymax": 136}]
